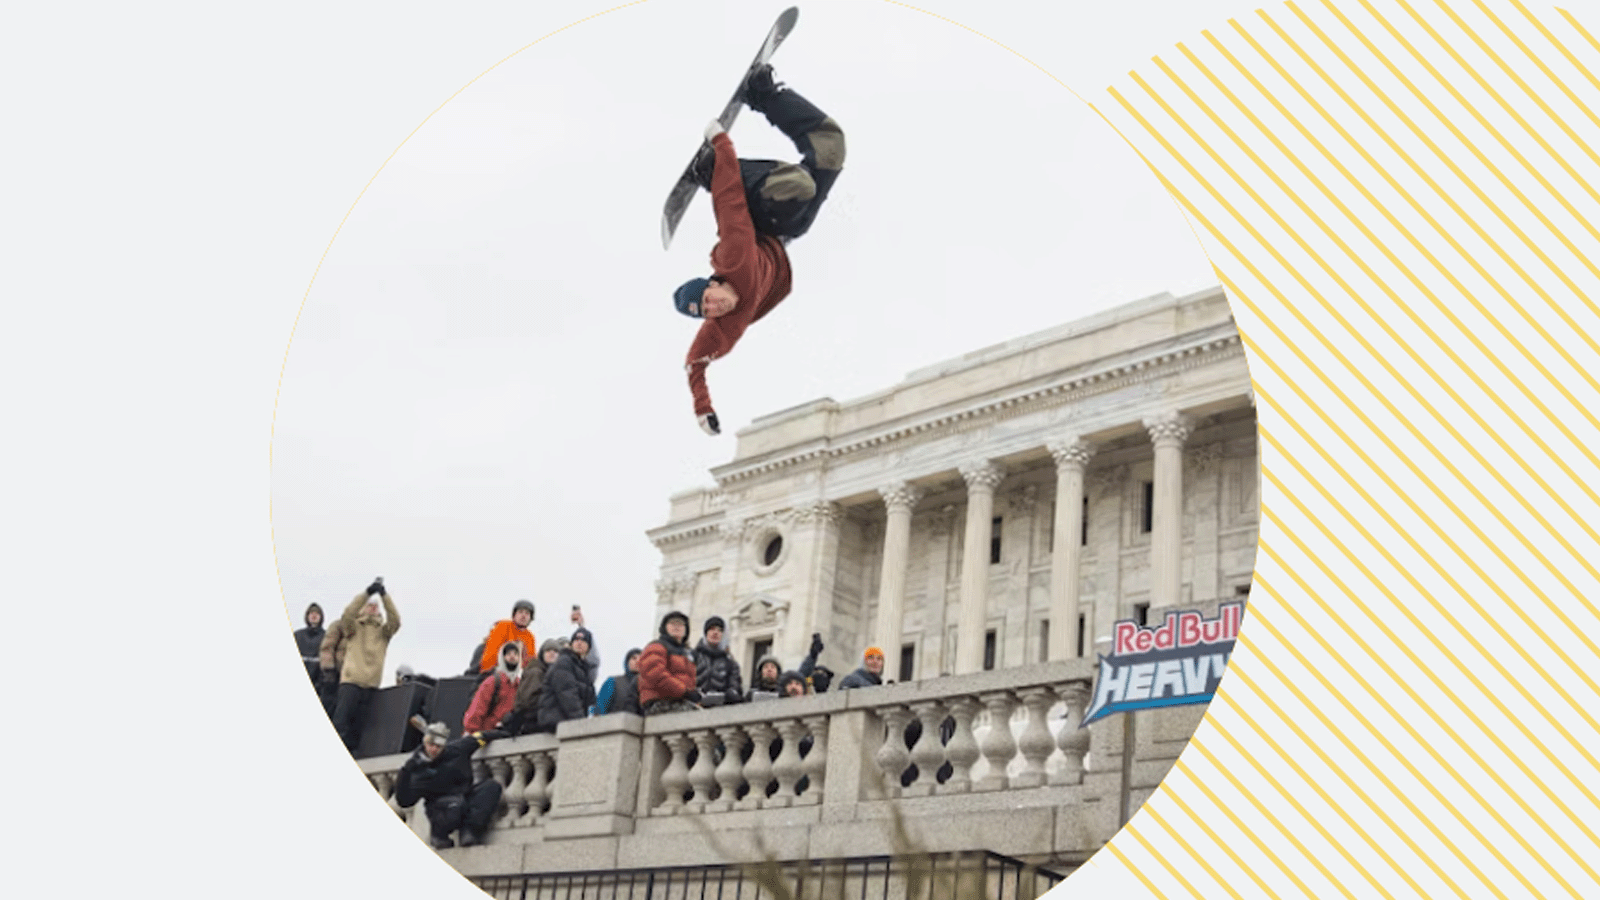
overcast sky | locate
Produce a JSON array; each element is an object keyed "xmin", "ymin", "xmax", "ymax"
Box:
[{"xmin": 269, "ymin": 0, "xmax": 1219, "ymax": 684}]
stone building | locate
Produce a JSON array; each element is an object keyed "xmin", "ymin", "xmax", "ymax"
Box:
[
  {"xmin": 357, "ymin": 286, "xmax": 1260, "ymax": 889},
  {"xmin": 647, "ymin": 285, "xmax": 1258, "ymax": 684}
]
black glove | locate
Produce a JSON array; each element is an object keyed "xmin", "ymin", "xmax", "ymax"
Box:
[
  {"xmin": 698, "ymin": 412, "xmax": 720, "ymax": 436},
  {"xmin": 366, "ymin": 579, "xmax": 385, "ymax": 597},
  {"xmin": 684, "ymin": 689, "xmax": 703, "ymax": 703},
  {"xmin": 479, "ymin": 729, "xmax": 510, "ymax": 742},
  {"xmin": 810, "ymin": 633, "xmax": 824, "ymax": 657}
]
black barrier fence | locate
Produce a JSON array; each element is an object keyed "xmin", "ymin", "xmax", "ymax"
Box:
[{"xmin": 471, "ymin": 852, "xmax": 1066, "ymax": 900}]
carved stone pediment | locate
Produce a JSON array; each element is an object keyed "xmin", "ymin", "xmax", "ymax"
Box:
[{"xmin": 733, "ymin": 595, "xmax": 790, "ymax": 630}]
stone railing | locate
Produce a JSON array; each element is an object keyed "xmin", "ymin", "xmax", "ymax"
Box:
[{"xmin": 355, "ymin": 658, "xmax": 1200, "ymax": 875}]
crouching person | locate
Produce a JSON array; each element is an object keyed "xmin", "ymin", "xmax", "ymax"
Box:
[{"xmin": 394, "ymin": 722, "xmax": 506, "ymax": 850}]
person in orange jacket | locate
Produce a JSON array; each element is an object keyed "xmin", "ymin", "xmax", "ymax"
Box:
[{"xmin": 476, "ymin": 599, "xmax": 537, "ymax": 674}]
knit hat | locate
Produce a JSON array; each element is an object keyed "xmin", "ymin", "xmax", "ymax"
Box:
[
  {"xmin": 864, "ymin": 646, "xmax": 885, "ymax": 660},
  {"xmin": 512, "ymin": 599, "xmax": 535, "ymax": 618},
  {"xmin": 422, "ymin": 721, "xmax": 451, "ymax": 747},
  {"xmin": 779, "ymin": 670, "xmax": 807, "ymax": 691},
  {"xmin": 674, "ymin": 278, "xmax": 710, "ymax": 318},
  {"xmin": 571, "ymin": 627, "xmax": 594, "ymax": 646},
  {"xmin": 704, "ymin": 615, "xmax": 727, "ymax": 634},
  {"xmin": 661, "ymin": 610, "xmax": 689, "ymax": 631}
]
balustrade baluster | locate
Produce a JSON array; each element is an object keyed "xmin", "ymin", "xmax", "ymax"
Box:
[
  {"xmin": 655, "ymin": 733, "xmax": 693, "ymax": 815},
  {"xmin": 1053, "ymin": 682, "xmax": 1090, "ymax": 786},
  {"xmin": 501, "ymin": 754, "xmax": 530, "ymax": 826},
  {"xmin": 1013, "ymin": 687, "xmax": 1058, "ymax": 788},
  {"xmin": 976, "ymin": 691, "xmax": 1018, "ymax": 792},
  {"xmin": 904, "ymin": 700, "xmax": 947, "ymax": 797},
  {"xmin": 939, "ymin": 697, "xmax": 981, "ymax": 794},
  {"xmin": 738, "ymin": 722, "xmax": 776, "ymax": 810},
  {"xmin": 710, "ymin": 726, "xmax": 748, "ymax": 813},
  {"xmin": 872, "ymin": 706, "xmax": 914, "ymax": 799},
  {"xmin": 797, "ymin": 715, "xmax": 828, "ymax": 805},
  {"xmin": 769, "ymin": 719, "xmax": 806, "ymax": 808},
  {"xmin": 685, "ymin": 730, "xmax": 720, "ymax": 812},
  {"xmin": 486, "ymin": 756, "xmax": 512, "ymax": 823},
  {"xmin": 522, "ymin": 751, "xmax": 553, "ymax": 825}
]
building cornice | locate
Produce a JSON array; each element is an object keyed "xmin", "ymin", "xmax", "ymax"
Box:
[{"xmin": 710, "ymin": 331, "xmax": 1244, "ymax": 487}]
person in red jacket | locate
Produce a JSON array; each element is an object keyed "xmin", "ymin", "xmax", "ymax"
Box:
[
  {"xmin": 637, "ymin": 610, "xmax": 702, "ymax": 714},
  {"xmin": 672, "ymin": 65, "xmax": 846, "ymax": 436},
  {"xmin": 462, "ymin": 641, "xmax": 522, "ymax": 733}
]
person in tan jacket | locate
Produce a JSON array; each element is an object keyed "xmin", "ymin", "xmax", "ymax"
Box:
[{"xmin": 331, "ymin": 579, "xmax": 401, "ymax": 752}]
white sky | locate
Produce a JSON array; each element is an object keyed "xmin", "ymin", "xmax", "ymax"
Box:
[{"xmin": 270, "ymin": 0, "xmax": 1218, "ymax": 683}]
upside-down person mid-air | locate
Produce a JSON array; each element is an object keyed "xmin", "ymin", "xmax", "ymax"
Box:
[{"xmin": 672, "ymin": 65, "xmax": 846, "ymax": 435}]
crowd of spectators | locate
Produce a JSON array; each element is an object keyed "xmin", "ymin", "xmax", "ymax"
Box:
[{"xmin": 291, "ymin": 580, "xmax": 903, "ymax": 851}]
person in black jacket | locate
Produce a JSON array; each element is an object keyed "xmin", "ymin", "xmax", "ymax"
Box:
[
  {"xmin": 538, "ymin": 628, "xmax": 598, "ymax": 729},
  {"xmin": 596, "ymin": 648, "xmax": 644, "ymax": 716},
  {"xmin": 293, "ymin": 603, "xmax": 325, "ymax": 686},
  {"xmin": 692, "ymin": 616, "xmax": 745, "ymax": 706},
  {"xmin": 394, "ymin": 722, "xmax": 506, "ymax": 850}
]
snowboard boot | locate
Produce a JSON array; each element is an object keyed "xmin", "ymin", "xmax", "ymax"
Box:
[
  {"xmin": 741, "ymin": 63, "xmax": 784, "ymax": 113},
  {"xmin": 430, "ymin": 834, "xmax": 455, "ymax": 851}
]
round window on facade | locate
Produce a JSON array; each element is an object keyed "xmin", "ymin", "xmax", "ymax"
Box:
[{"xmin": 751, "ymin": 527, "xmax": 788, "ymax": 576}]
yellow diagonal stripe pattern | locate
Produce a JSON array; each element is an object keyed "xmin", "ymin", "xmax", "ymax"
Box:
[{"xmin": 1064, "ymin": 0, "xmax": 1600, "ymax": 897}]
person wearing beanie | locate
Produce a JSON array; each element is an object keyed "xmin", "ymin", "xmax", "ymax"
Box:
[
  {"xmin": 330, "ymin": 579, "xmax": 402, "ymax": 752},
  {"xmin": 692, "ymin": 616, "xmax": 746, "ymax": 706},
  {"xmin": 746, "ymin": 653, "xmax": 784, "ymax": 700},
  {"xmin": 837, "ymin": 646, "xmax": 885, "ymax": 691},
  {"xmin": 779, "ymin": 670, "xmax": 809, "ymax": 698},
  {"xmin": 639, "ymin": 610, "xmax": 701, "ymax": 714},
  {"xmin": 537, "ymin": 627, "xmax": 597, "ymax": 729},
  {"xmin": 671, "ymin": 64, "xmax": 847, "ymax": 436},
  {"xmin": 394, "ymin": 720, "xmax": 507, "ymax": 850},
  {"xmin": 747, "ymin": 631, "xmax": 827, "ymax": 701},
  {"xmin": 294, "ymin": 603, "xmax": 326, "ymax": 687},
  {"xmin": 476, "ymin": 599, "xmax": 537, "ymax": 674},
  {"xmin": 506, "ymin": 637, "xmax": 564, "ymax": 735},
  {"xmin": 462, "ymin": 641, "xmax": 523, "ymax": 733},
  {"xmin": 596, "ymin": 648, "xmax": 644, "ymax": 716}
]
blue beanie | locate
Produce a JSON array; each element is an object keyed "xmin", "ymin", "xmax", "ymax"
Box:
[{"xmin": 674, "ymin": 277, "xmax": 710, "ymax": 318}]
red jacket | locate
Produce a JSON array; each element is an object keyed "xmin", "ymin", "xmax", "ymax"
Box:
[
  {"xmin": 638, "ymin": 636, "xmax": 698, "ymax": 707},
  {"xmin": 462, "ymin": 670, "xmax": 518, "ymax": 733},
  {"xmin": 685, "ymin": 132, "xmax": 794, "ymax": 416}
]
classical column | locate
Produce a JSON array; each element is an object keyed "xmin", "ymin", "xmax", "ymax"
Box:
[
  {"xmin": 872, "ymin": 481, "xmax": 923, "ymax": 654},
  {"xmin": 1144, "ymin": 411, "xmax": 1192, "ymax": 610},
  {"xmin": 787, "ymin": 501, "xmax": 843, "ymax": 663},
  {"xmin": 1047, "ymin": 439, "xmax": 1093, "ymax": 660},
  {"xmin": 956, "ymin": 461, "xmax": 1005, "ymax": 675}
]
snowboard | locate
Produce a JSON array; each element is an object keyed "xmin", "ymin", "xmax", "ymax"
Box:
[{"xmin": 660, "ymin": 6, "xmax": 800, "ymax": 250}]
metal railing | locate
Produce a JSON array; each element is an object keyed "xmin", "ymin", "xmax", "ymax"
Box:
[{"xmin": 472, "ymin": 852, "xmax": 1066, "ymax": 900}]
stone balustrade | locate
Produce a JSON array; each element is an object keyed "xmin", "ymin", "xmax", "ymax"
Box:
[{"xmin": 354, "ymin": 658, "xmax": 1199, "ymax": 877}]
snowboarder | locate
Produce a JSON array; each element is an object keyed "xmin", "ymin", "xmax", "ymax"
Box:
[{"xmin": 672, "ymin": 65, "xmax": 846, "ymax": 435}]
